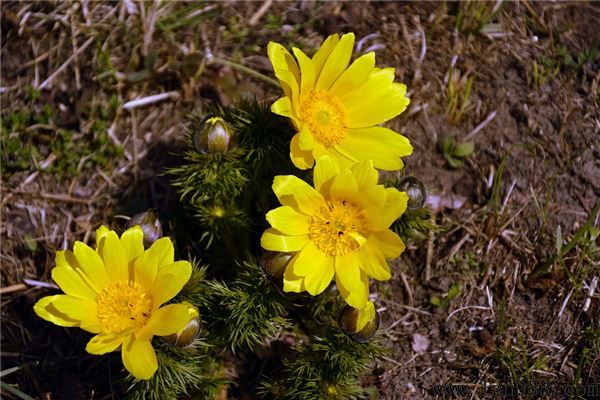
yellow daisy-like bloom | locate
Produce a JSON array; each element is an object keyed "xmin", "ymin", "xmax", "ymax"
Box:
[
  {"xmin": 33, "ymin": 226, "xmax": 193, "ymax": 380},
  {"xmin": 268, "ymin": 32, "xmax": 413, "ymax": 170},
  {"xmin": 260, "ymin": 156, "xmax": 408, "ymax": 311}
]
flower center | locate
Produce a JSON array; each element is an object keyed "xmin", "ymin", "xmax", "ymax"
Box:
[
  {"xmin": 300, "ymin": 90, "xmax": 347, "ymax": 147},
  {"xmin": 309, "ymin": 200, "xmax": 366, "ymax": 256},
  {"xmin": 96, "ymin": 281, "xmax": 153, "ymax": 334}
]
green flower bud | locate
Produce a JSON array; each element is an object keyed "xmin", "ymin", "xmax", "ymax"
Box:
[
  {"xmin": 339, "ymin": 302, "xmax": 380, "ymax": 343},
  {"xmin": 163, "ymin": 302, "xmax": 201, "ymax": 348},
  {"xmin": 126, "ymin": 209, "xmax": 162, "ymax": 246},
  {"xmin": 396, "ymin": 176, "xmax": 427, "ymax": 210},
  {"xmin": 193, "ymin": 115, "xmax": 235, "ymax": 154}
]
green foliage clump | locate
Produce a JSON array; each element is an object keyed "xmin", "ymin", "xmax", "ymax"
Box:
[
  {"xmin": 438, "ymin": 135, "xmax": 475, "ymax": 169},
  {"xmin": 184, "ymin": 261, "xmax": 289, "ymax": 352},
  {"xmin": 168, "ymin": 100, "xmax": 294, "ymax": 251},
  {"xmin": 260, "ymin": 296, "xmax": 383, "ymax": 400},
  {"xmin": 392, "ymin": 206, "xmax": 438, "ymax": 242},
  {"xmin": 1, "ymin": 98, "xmax": 122, "ymax": 180},
  {"xmin": 454, "ymin": 0, "xmax": 502, "ymax": 34},
  {"xmin": 156, "ymin": 100, "xmax": 433, "ymax": 399},
  {"xmin": 126, "ymin": 338, "xmax": 225, "ymax": 400}
]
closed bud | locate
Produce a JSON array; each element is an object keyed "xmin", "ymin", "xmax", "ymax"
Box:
[
  {"xmin": 260, "ymin": 251, "xmax": 292, "ymax": 280},
  {"xmin": 163, "ymin": 302, "xmax": 201, "ymax": 347},
  {"xmin": 193, "ymin": 115, "xmax": 234, "ymax": 154},
  {"xmin": 396, "ymin": 176, "xmax": 427, "ymax": 210},
  {"xmin": 126, "ymin": 209, "xmax": 162, "ymax": 246},
  {"xmin": 339, "ymin": 302, "xmax": 380, "ymax": 343}
]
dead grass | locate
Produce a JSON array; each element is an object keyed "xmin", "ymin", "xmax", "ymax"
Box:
[{"xmin": 1, "ymin": 1, "xmax": 599, "ymax": 399}]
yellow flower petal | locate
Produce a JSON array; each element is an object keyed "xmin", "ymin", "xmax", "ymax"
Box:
[
  {"xmin": 86, "ymin": 334, "xmax": 124, "ymax": 355},
  {"xmin": 329, "ymin": 169, "xmax": 358, "ymax": 201},
  {"xmin": 150, "ymin": 237, "xmax": 175, "ymax": 270},
  {"xmin": 133, "ymin": 252, "xmax": 157, "ymax": 291},
  {"xmin": 120, "ymin": 225, "xmax": 145, "ymax": 263},
  {"xmin": 351, "ymin": 160, "xmax": 378, "ymax": 190},
  {"xmin": 319, "ymin": 144, "xmax": 357, "ymax": 171},
  {"xmin": 131, "ymin": 236, "xmax": 173, "ymax": 289},
  {"xmin": 361, "ymin": 205, "xmax": 402, "ymax": 232},
  {"xmin": 304, "ymin": 263, "xmax": 334, "ymax": 295},
  {"xmin": 272, "ymin": 175, "xmax": 325, "ymax": 215},
  {"xmin": 330, "ymin": 52, "xmax": 375, "ymax": 98},
  {"xmin": 51, "ymin": 262, "xmax": 97, "ymax": 301},
  {"xmin": 136, "ymin": 303, "xmax": 190, "ymax": 341},
  {"xmin": 384, "ymin": 187, "xmax": 409, "ymax": 212},
  {"xmin": 313, "ymin": 155, "xmax": 340, "ymax": 195},
  {"xmin": 49, "ymin": 294, "xmax": 100, "ymax": 333},
  {"xmin": 290, "ymin": 241, "xmax": 324, "ymax": 276},
  {"xmin": 292, "ymin": 47, "xmax": 316, "ymax": 100},
  {"xmin": 338, "ymin": 67, "xmax": 395, "ymax": 106},
  {"xmin": 356, "ymin": 301, "xmax": 376, "ymax": 332},
  {"xmin": 267, "ymin": 42, "xmax": 300, "ymax": 104},
  {"xmin": 290, "ymin": 133, "xmax": 315, "ymax": 169},
  {"xmin": 371, "ymin": 230, "xmax": 406, "ymax": 259},
  {"xmin": 121, "ymin": 336, "xmax": 157, "ymax": 380},
  {"xmin": 298, "ymin": 244, "xmax": 334, "ymax": 295},
  {"xmin": 261, "ymin": 228, "xmax": 310, "ymax": 252},
  {"xmin": 345, "ymin": 82, "xmax": 410, "ymax": 128},
  {"xmin": 266, "ymin": 206, "xmax": 310, "ymax": 236},
  {"xmin": 271, "ymin": 96, "xmax": 293, "ymax": 118},
  {"xmin": 297, "ymin": 126, "xmax": 315, "ymax": 151},
  {"xmin": 283, "ymin": 254, "xmax": 306, "ymax": 293},
  {"xmin": 311, "ymin": 33, "xmax": 340, "ymax": 74},
  {"xmin": 153, "ymin": 260, "xmax": 192, "ymax": 306},
  {"xmin": 33, "ymin": 295, "xmax": 79, "ymax": 328},
  {"xmin": 357, "ymin": 242, "xmax": 391, "ymax": 281},
  {"xmin": 102, "ymin": 230, "xmax": 129, "ymax": 282},
  {"xmin": 350, "ymin": 185, "xmax": 387, "ymax": 210},
  {"xmin": 95, "ymin": 225, "xmax": 110, "ymax": 248},
  {"xmin": 334, "ymin": 254, "xmax": 369, "ymax": 309},
  {"xmin": 315, "ymin": 33, "xmax": 355, "ymax": 91},
  {"xmin": 336, "ymin": 126, "xmax": 413, "ymax": 170},
  {"xmin": 73, "ymin": 241, "xmax": 110, "ymax": 292}
]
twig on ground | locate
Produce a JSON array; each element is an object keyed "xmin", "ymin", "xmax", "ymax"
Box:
[
  {"xmin": 24, "ymin": 279, "xmax": 59, "ymax": 289},
  {"xmin": 500, "ymin": 179, "xmax": 517, "ymax": 214},
  {"xmin": 447, "ymin": 305, "xmax": 492, "ymax": 321},
  {"xmin": 583, "ymin": 277, "xmax": 598, "ymax": 313},
  {"xmin": 123, "ymin": 91, "xmax": 181, "ymax": 110},
  {"xmin": 556, "ymin": 288, "xmax": 573, "ymax": 321},
  {"xmin": 446, "ymin": 233, "xmax": 471, "ymax": 262},
  {"xmin": 207, "ymin": 55, "xmax": 279, "ymax": 88},
  {"xmin": 465, "ymin": 111, "xmax": 497, "ymax": 141},
  {"xmin": 400, "ymin": 271, "xmax": 414, "ymax": 307},
  {"xmin": 249, "ymin": 0, "xmax": 273, "ymax": 26},
  {"xmin": 38, "ymin": 36, "xmax": 94, "ymax": 90},
  {"xmin": 13, "ymin": 191, "xmax": 91, "ymax": 205},
  {"xmin": 0, "ymin": 284, "xmax": 27, "ymax": 295}
]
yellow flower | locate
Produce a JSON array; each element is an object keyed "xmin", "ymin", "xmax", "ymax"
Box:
[
  {"xmin": 268, "ymin": 32, "xmax": 412, "ymax": 171},
  {"xmin": 356, "ymin": 301, "xmax": 376, "ymax": 332},
  {"xmin": 33, "ymin": 226, "xmax": 193, "ymax": 380},
  {"xmin": 260, "ymin": 156, "xmax": 407, "ymax": 309}
]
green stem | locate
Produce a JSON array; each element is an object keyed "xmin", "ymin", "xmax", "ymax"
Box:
[{"xmin": 209, "ymin": 56, "xmax": 280, "ymax": 88}]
